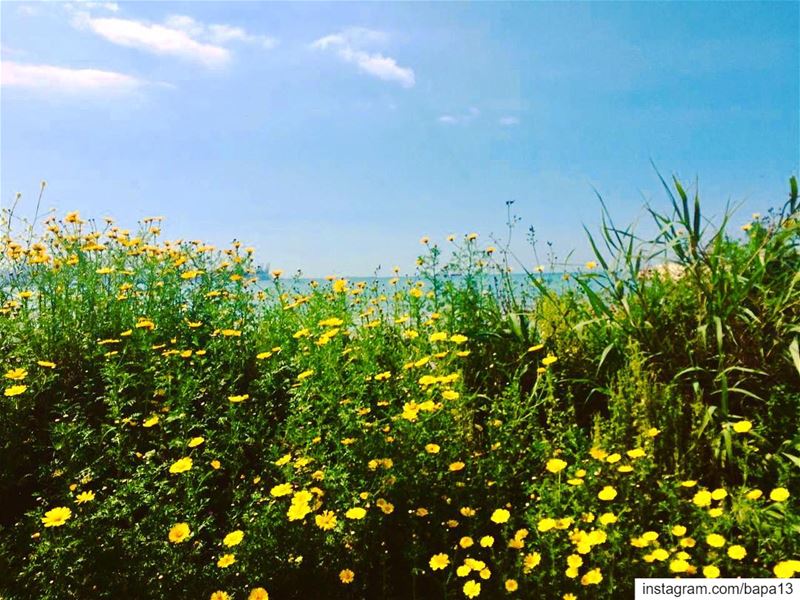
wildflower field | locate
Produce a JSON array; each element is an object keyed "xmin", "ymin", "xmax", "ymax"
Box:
[{"xmin": 1, "ymin": 178, "xmax": 798, "ymax": 600}]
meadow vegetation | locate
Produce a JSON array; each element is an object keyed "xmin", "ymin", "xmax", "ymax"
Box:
[{"xmin": 0, "ymin": 176, "xmax": 798, "ymax": 599}]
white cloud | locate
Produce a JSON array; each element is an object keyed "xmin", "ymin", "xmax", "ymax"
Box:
[
  {"xmin": 311, "ymin": 28, "xmax": 414, "ymax": 88},
  {"xmin": 163, "ymin": 15, "xmax": 205, "ymax": 37},
  {"xmin": 1, "ymin": 60, "xmax": 145, "ymax": 93},
  {"xmin": 74, "ymin": 15, "xmax": 232, "ymax": 68},
  {"xmin": 164, "ymin": 15, "xmax": 278, "ymax": 49},
  {"xmin": 17, "ymin": 4, "xmax": 43, "ymax": 17},
  {"xmin": 499, "ymin": 116, "xmax": 520, "ymax": 126},
  {"xmin": 437, "ymin": 107, "xmax": 480, "ymax": 125},
  {"xmin": 81, "ymin": 2, "xmax": 119, "ymax": 12},
  {"xmin": 70, "ymin": 11, "xmax": 277, "ymax": 68},
  {"xmin": 207, "ymin": 24, "xmax": 278, "ymax": 49}
]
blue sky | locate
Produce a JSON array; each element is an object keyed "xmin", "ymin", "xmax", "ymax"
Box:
[{"xmin": 2, "ymin": 1, "xmax": 798, "ymax": 276}]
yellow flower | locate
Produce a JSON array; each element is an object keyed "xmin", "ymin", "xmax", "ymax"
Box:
[
  {"xmin": 4, "ymin": 368, "xmax": 28, "ymax": 380},
  {"xmin": 169, "ymin": 457, "xmax": 193, "ymax": 474},
  {"xmin": 671, "ymin": 525, "xmax": 687, "ymax": 536},
  {"xmin": 703, "ymin": 565, "xmax": 720, "ymax": 578},
  {"xmin": 646, "ymin": 427, "xmax": 660, "ymax": 437},
  {"xmin": 169, "ymin": 522, "xmax": 191, "ymax": 543},
  {"xmin": 217, "ymin": 554, "xmax": 235, "ymax": 568},
  {"xmin": 143, "ymin": 415, "xmax": 159, "ymax": 428},
  {"xmin": 490, "ymin": 508, "xmax": 510, "ymax": 523},
  {"xmin": 270, "ymin": 483, "xmax": 293, "ymax": 497},
  {"xmin": 42, "ymin": 506, "xmax": 71, "ymax": 527},
  {"xmin": 567, "ymin": 554, "xmax": 583, "ymax": 569},
  {"xmin": 449, "ymin": 461, "xmax": 465, "ymax": 472},
  {"xmin": 597, "ymin": 486, "xmax": 617, "ymax": 501},
  {"xmin": 732, "ymin": 420, "xmax": 752, "ymax": 433},
  {"xmin": 769, "ymin": 488, "xmax": 790, "ymax": 502},
  {"xmin": 642, "ymin": 531, "xmax": 659, "ymax": 543},
  {"xmin": 248, "ymin": 588, "xmax": 269, "ymax": 600},
  {"xmin": 606, "ymin": 453, "xmax": 621, "ymax": 464},
  {"xmin": 210, "ymin": 459, "xmax": 221, "ymax": 470},
  {"xmin": 339, "ymin": 569, "xmax": 355, "ymax": 584},
  {"xmin": 711, "ymin": 488, "xmax": 727, "ymax": 501},
  {"xmin": 223, "ymin": 530, "xmax": 244, "ymax": 547},
  {"xmin": 188, "ymin": 436, "xmax": 205, "ymax": 448},
  {"xmin": 297, "ymin": 370, "xmax": 314, "ymax": 381},
  {"xmin": 523, "ymin": 552, "xmax": 542, "ymax": 573},
  {"xmin": 692, "ymin": 490, "xmax": 712, "ymax": 507},
  {"xmin": 315, "ymin": 511, "xmax": 337, "ymax": 530},
  {"xmin": 681, "ymin": 480, "xmax": 697, "ymax": 488},
  {"xmin": 4, "ymin": 385, "xmax": 27, "ymax": 397},
  {"xmin": 546, "ymin": 458, "xmax": 568, "ymax": 473},
  {"xmin": 425, "ymin": 443, "xmax": 440, "ymax": 454},
  {"xmin": 599, "ymin": 512, "xmax": 617, "ymax": 525},
  {"xmin": 590, "ymin": 447, "xmax": 608, "ymax": 460},
  {"xmin": 669, "ymin": 560, "xmax": 689, "ymax": 573},
  {"xmin": 345, "ymin": 507, "xmax": 367, "ymax": 520},
  {"xmin": 442, "ymin": 390, "xmax": 460, "ymax": 400},
  {"xmin": 541, "ymin": 354, "xmax": 558, "ymax": 366},
  {"xmin": 706, "ymin": 533, "xmax": 726, "ymax": 548},
  {"xmin": 210, "ymin": 592, "xmax": 230, "ymax": 600},
  {"xmin": 75, "ymin": 490, "xmax": 95, "ymax": 504},
  {"xmin": 228, "ymin": 394, "xmax": 249, "ymax": 403},
  {"xmin": 745, "ymin": 489, "xmax": 762, "ymax": 500},
  {"xmin": 580, "ymin": 568, "xmax": 603, "ymax": 585},
  {"xmin": 564, "ymin": 595, "xmax": 577, "ymax": 600},
  {"xmin": 505, "ymin": 579, "xmax": 518, "ymax": 592},
  {"xmin": 651, "ymin": 548, "xmax": 669, "ymax": 562},
  {"xmin": 773, "ymin": 561, "xmax": 797, "ymax": 578},
  {"xmin": 287, "ymin": 502, "xmax": 311, "ymax": 521},
  {"xmin": 459, "ymin": 536, "xmax": 474, "ymax": 549},
  {"xmin": 627, "ymin": 448, "xmax": 646, "ymax": 459},
  {"xmin": 430, "ymin": 553, "xmax": 450, "ymax": 570},
  {"xmin": 537, "ymin": 518, "xmax": 556, "ymax": 532},
  {"xmin": 727, "ymin": 545, "xmax": 746, "ymax": 560},
  {"xmin": 463, "ymin": 580, "xmax": 481, "ymax": 598},
  {"xmin": 480, "ymin": 535, "xmax": 494, "ymax": 548}
]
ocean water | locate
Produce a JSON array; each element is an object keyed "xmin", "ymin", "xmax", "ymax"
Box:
[{"xmin": 256, "ymin": 271, "xmax": 576, "ymax": 300}]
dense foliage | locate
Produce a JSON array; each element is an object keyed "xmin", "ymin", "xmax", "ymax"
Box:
[{"xmin": 1, "ymin": 177, "xmax": 798, "ymax": 599}]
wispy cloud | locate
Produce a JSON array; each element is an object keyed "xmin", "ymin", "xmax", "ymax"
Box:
[
  {"xmin": 311, "ymin": 28, "xmax": 415, "ymax": 88},
  {"xmin": 16, "ymin": 4, "xmax": 43, "ymax": 17},
  {"xmin": 72, "ymin": 14, "xmax": 231, "ymax": 68},
  {"xmin": 70, "ymin": 10, "xmax": 277, "ymax": 68},
  {"xmin": 437, "ymin": 107, "xmax": 480, "ymax": 125},
  {"xmin": 1, "ymin": 60, "xmax": 146, "ymax": 94},
  {"xmin": 164, "ymin": 15, "xmax": 278, "ymax": 50},
  {"xmin": 79, "ymin": 2, "xmax": 119, "ymax": 12},
  {"xmin": 498, "ymin": 116, "xmax": 520, "ymax": 126}
]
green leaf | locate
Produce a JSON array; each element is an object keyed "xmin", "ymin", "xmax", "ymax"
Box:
[{"xmin": 790, "ymin": 337, "xmax": 800, "ymax": 377}]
